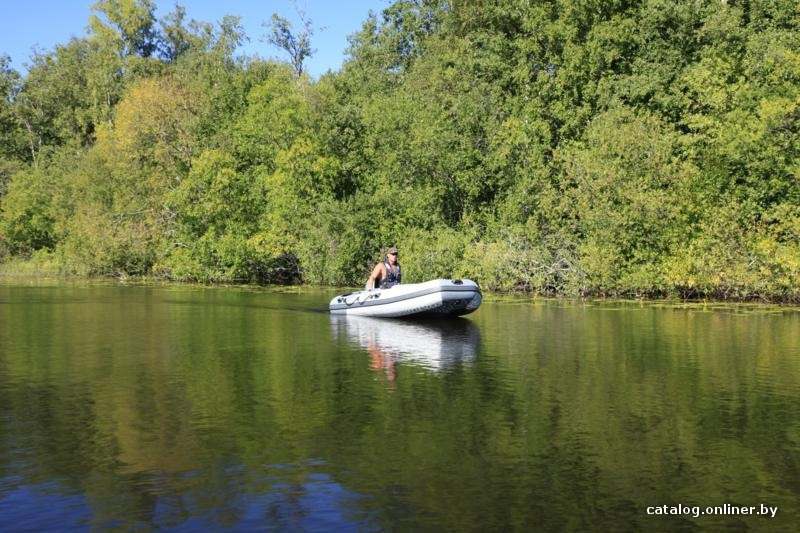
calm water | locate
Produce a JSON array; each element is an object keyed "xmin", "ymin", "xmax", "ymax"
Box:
[{"xmin": 1, "ymin": 282, "xmax": 799, "ymax": 531}]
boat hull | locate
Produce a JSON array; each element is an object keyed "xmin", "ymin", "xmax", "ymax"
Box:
[{"xmin": 329, "ymin": 279, "xmax": 482, "ymax": 318}]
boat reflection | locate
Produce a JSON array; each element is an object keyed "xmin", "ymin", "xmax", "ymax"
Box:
[{"xmin": 330, "ymin": 316, "xmax": 480, "ymax": 377}]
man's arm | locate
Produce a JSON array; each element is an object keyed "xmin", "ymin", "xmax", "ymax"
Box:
[{"xmin": 366, "ymin": 263, "xmax": 384, "ymax": 289}]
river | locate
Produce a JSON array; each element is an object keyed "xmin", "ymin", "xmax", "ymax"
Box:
[{"xmin": 1, "ymin": 282, "xmax": 798, "ymax": 530}]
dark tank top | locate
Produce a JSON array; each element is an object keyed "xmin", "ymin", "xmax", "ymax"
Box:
[{"xmin": 381, "ymin": 261, "xmax": 402, "ymax": 288}]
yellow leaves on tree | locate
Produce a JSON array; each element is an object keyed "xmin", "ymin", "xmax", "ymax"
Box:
[{"xmin": 100, "ymin": 76, "xmax": 199, "ymax": 188}]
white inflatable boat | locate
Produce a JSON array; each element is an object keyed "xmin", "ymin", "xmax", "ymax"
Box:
[{"xmin": 328, "ymin": 279, "xmax": 482, "ymax": 318}]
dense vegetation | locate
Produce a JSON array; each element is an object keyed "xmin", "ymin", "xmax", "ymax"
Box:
[{"xmin": 1, "ymin": 0, "xmax": 798, "ymax": 300}]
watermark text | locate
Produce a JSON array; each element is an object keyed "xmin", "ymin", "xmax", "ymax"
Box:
[{"xmin": 646, "ymin": 504, "xmax": 778, "ymax": 519}]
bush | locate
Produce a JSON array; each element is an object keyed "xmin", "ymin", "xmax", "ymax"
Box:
[{"xmin": 0, "ymin": 167, "xmax": 58, "ymax": 254}]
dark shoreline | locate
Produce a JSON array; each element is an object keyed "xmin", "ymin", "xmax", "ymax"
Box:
[{"xmin": 2, "ymin": 272, "xmax": 799, "ymax": 307}]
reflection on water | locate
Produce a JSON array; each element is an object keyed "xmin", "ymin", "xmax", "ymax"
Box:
[
  {"xmin": 330, "ymin": 316, "xmax": 479, "ymax": 379},
  {"xmin": 1, "ymin": 283, "xmax": 799, "ymax": 530}
]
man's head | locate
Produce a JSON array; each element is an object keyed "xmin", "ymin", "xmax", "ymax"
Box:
[{"xmin": 386, "ymin": 246, "xmax": 398, "ymax": 264}]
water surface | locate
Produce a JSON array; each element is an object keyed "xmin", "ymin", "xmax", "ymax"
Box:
[{"xmin": 1, "ymin": 282, "xmax": 799, "ymax": 530}]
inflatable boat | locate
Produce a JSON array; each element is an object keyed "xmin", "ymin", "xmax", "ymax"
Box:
[{"xmin": 328, "ymin": 279, "xmax": 481, "ymax": 318}]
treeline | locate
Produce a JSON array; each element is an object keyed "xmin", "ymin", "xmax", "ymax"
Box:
[{"xmin": 1, "ymin": 0, "xmax": 798, "ymax": 300}]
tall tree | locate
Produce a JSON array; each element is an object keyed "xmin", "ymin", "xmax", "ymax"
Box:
[
  {"xmin": 264, "ymin": 11, "xmax": 315, "ymax": 76},
  {"xmin": 158, "ymin": 4, "xmax": 224, "ymax": 61},
  {"xmin": 90, "ymin": 0, "xmax": 159, "ymax": 58},
  {"xmin": 0, "ymin": 55, "xmax": 25, "ymax": 163}
]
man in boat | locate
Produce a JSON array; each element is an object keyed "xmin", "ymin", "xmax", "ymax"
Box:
[{"xmin": 366, "ymin": 246, "xmax": 402, "ymax": 289}]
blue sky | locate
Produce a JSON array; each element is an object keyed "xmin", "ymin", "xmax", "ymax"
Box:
[{"xmin": 0, "ymin": 0, "xmax": 388, "ymax": 77}]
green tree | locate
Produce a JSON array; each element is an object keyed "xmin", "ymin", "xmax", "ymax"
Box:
[
  {"xmin": 0, "ymin": 56, "xmax": 25, "ymax": 163},
  {"xmin": 0, "ymin": 166, "xmax": 58, "ymax": 253},
  {"xmin": 90, "ymin": 0, "xmax": 159, "ymax": 58},
  {"xmin": 264, "ymin": 12, "xmax": 315, "ymax": 76}
]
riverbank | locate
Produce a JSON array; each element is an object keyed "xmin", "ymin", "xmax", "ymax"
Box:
[{"xmin": 3, "ymin": 258, "xmax": 799, "ymax": 307}]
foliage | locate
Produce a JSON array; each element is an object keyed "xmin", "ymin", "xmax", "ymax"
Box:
[
  {"xmin": 0, "ymin": 166, "xmax": 58, "ymax": 254},
  {"xmin": 91, "ymin": 0, "xmax": 159, "ymax": 58},
  {"xmin": 1, "ymin": 0, "xmax": 799, "ymax": 301},
  {"xmin": 265, "ymin": 12, "xmax": 315, "ymax": 76}
]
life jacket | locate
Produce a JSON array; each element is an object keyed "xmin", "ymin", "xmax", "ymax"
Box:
[{"xmin": 381, "ymin": 260, "xmax": 402, "ymax": 288}]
